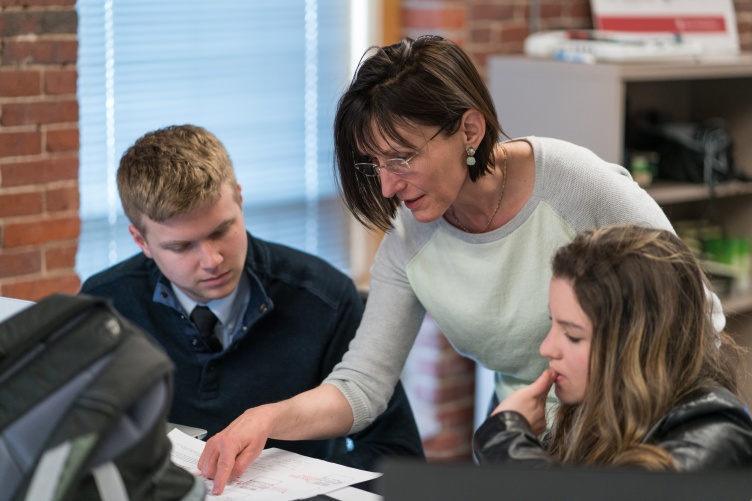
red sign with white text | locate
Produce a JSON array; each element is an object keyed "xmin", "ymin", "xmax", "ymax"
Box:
[{"xmin": 591, "ymin": 0, "xmax": 739, "ymax": 53}]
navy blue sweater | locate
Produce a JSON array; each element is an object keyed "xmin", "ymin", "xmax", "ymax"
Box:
[{"xmin": 81, "ymin": 232, "xmax": 424, "ymax": 473}]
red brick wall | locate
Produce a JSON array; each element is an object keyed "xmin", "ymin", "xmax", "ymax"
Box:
[
  {"xmin": 399, "ymin": 0, "xmax": 752, "ymax": 463},
  {"xmin": 737, "ymin": 0, "xmax": 752, "ymax": 50},
  {"xmin": 402, "ymin": 316, "xmax": 477, "ymax": 460},
  {"xmin": 0, "ymin": 0, "xmax": 79, "ymax": 300}
]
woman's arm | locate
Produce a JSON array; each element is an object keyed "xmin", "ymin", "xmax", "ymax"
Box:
[
  {"xmin": 199, "ymin": 214, "xmax": 428, "ymax": 495},
  {"xmin": 324, "ymin": 222, "xmax": 428, "ymax": 433},
  {"xmin": 330, "ymin": 380, "xmax": 425, "ymax": 470},
  {"xmin": 197, "ymin": 383, "xmax": 353, "ymax": 495}
]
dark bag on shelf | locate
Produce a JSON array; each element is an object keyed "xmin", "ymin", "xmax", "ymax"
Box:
[
  {"xmin": 628, "ymin": 114, "xmax": 735, "ymax": 185},
  {"xmin": 0, "ymin": 294, "xmax": 205, "ymax": 501}
]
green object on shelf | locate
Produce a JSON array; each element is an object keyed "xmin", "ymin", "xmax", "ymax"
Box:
[
  {"xmin": 704, "ymin": 237, "xmax": 735, "ymax": 265},
  {"xmin": 704, "ymin": 237, "xmax": 752, "ymax": 268},
  {"xmin": 630, "ymin": 152, "xmax": 655, "ymax": 188},
  {"xmin": 735, "ymin": 237, "xmax": 751, "ymax": 271}
]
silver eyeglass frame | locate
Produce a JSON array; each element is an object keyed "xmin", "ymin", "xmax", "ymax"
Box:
[{"xmin": 353, "ymin": 125, "xmax": 446, "ymax": 177}]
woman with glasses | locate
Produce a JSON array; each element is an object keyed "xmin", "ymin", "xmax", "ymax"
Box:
[
  {"xmin": 198, "ymin": 36, "xmax": 724, "ymax": 494},
  {"xmin": 474, "ymin": 225, "xmax": 752, "ymax": 470}
]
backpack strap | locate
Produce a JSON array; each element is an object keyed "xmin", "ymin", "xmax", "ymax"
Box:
[
  {"xmin": 91, "ymin": 462, "xmax": 129, "ymax": 501},
  {"xmin": 26, "ymin": 440, "xmax": 131, "ymax": 501},
  {"xmin": 25, "ymin": 440, "xmax": 72, "ymax": 501}
]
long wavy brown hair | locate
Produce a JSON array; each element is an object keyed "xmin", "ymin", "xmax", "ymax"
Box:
[{"xmin": 547, "ymin": 225, "xmax": 742, "ymax": 470}]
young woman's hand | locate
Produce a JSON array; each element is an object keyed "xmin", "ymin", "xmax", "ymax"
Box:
[{"xmin": 491, "ymin": 369, "xmax": 555, "ymax": 435}]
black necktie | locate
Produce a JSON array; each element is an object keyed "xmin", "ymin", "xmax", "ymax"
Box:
[{"xmin": 190, "ymin": 305, "xmax": 222, "ymax": 352}]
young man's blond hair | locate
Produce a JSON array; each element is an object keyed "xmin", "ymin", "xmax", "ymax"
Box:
[{"xmin": 117, "ymin": 124, "xmax": 240, "ymax": 235}]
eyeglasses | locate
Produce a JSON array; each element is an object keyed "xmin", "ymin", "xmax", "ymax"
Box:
[{"xmin": 354, "ymin": 126, "xmax": 445, "ymax": 177}]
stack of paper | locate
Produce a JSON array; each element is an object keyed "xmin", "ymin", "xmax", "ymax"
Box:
[{"xmin": 168, "ymin": 429, "xmax": 381, "ymax": 500}]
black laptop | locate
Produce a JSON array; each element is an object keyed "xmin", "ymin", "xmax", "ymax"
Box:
[{"xmin": 377, "ymin": 458, "xmax": 752, "ymax": 501}]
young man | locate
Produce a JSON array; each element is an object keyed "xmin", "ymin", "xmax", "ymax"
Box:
[{"xmin": 80, "ymin": 124, "xmax": 423, "ymax": 477}]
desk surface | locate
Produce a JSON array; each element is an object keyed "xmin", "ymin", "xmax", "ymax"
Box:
[{"xmin": 165, "ymin": 423, "xmax": 207, "ymax": 440}]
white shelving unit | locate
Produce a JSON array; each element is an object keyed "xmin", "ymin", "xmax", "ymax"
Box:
[
  {"xmin": 647, "ymin": 179, "xmax": 752, "ymax": 317},
  {"xmin": 488, "ymin": 55, "xmax": 752, "ymax": 168},
  {"xmin": 489, "ymin": 55, "xmax": 752, "ymax": 399},
  {"xmin": 646, "ymin": 180, "xmax": 752, "ymax": 205}
]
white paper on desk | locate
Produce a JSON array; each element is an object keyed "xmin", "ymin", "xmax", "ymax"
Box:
[{"xmin": 168, "ymin": 429, "xmax": 381, "ymax": 500}]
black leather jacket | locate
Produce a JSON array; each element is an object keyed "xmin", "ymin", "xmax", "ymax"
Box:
[{"xmin": 473, "ymin": 386, "xmax": 752, "ymax": 470}]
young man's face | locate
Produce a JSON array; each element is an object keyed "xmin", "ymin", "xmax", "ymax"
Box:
[{"xmin": 129, "ymin": 183, "xmax": 248, "ymax": 303}]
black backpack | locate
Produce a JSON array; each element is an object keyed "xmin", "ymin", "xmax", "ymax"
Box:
[{"xmin": 0, "ymin": 294, "xmax": 205, "ymax": 501}]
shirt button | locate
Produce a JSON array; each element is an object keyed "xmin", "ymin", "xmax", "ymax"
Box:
[
  {"xmin": 259, "ymin": 304, "xmax": 268, "ymax": 313},
  {"xmin": 160, "ymin": 292, "xmax": 168, "ymax": 299},
  {"xmin": 192, "ymin": 339, "xmax": 198, "ymax": 346}
]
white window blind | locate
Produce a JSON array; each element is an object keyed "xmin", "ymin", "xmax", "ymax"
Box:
[{"xmin": 76, "ymin": 1, "xmax": 354, "ymax": 282}]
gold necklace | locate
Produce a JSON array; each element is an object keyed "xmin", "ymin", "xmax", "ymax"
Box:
[{"xmin": 451, "ymin": 143, "xmax": 508, "ymax": 233}]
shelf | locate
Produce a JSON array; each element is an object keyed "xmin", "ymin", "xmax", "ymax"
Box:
[
  {"xmin": 704, "ymin": 260, "xmax": 751, "ymax": 314},
  {"xmin": 702, "ymin": 260, "xmax": 748, "ymax": 279},
  {"xmin": 606, "ymin": 54, "xmax": 752, "ymax": 82},
  {"xmin": 493, "ymin": 54, "xmax": 752, "ymax": 83},
  {"xmin": 646, "ymin": 180, "xmax": 752, "ymax": 205},
  {"xmin": 488, "ymin": 55, "xmax": 752, "ymax": 167}
]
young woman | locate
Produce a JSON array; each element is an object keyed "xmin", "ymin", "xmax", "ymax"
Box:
[
  {"xmin": 199, "ymin": 37, "xmax": 724, "ymax": 493},
  {"xmin": 474, "ymin": 225, "xmax": 752, "ymax": 470}
]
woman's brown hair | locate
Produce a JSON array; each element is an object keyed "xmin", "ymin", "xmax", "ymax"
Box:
[
  {"xmin": 334, "ymin": 36, "xmax": 504, "ymax": 231},
  {"xmin": 547, "ymin": 225, "xmax": 741, "ymax": 470}
]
